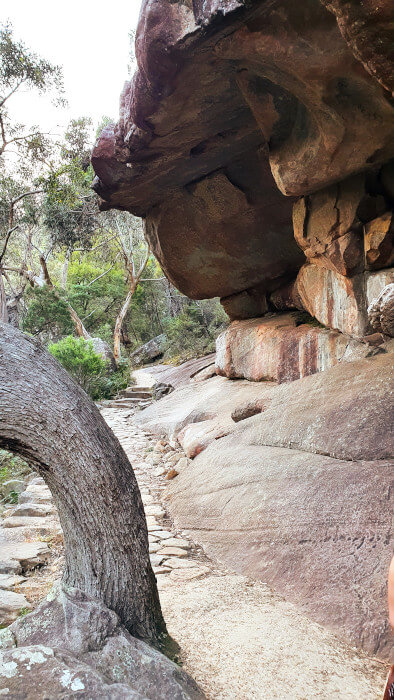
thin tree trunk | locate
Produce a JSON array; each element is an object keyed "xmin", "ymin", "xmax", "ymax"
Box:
[
  {"xmin": 0, "ymin": 322, "xmax": 167, "ymax": 648},
  {"xmin": 113, "ymin": 248, "xmax": 150, "ymax": 365},
  {"xmin": 0, "ymin": 273, "xmax": 8, "ymax": 323},
  {"xmin": 61, "ymin": 247, "xmax": 72, "ymax": 290},
  {"xmin": 114, "ymin": 283, "xmax": 136, "ymax": 364},
  {"xmin": 67, "ymin": 303, "xmax": 91, "ymax": 340}
]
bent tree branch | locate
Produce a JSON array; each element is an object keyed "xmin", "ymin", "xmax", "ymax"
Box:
[{"xmin": 0, "ymin": 322, "xmax": 167, "ymax": 647}]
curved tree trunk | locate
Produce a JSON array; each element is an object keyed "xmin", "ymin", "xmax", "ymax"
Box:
[{"xmin": 0, "ymin": 322, "xmax": 166, "ymax": 647}]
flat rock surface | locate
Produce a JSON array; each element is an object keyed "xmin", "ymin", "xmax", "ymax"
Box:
[{"xmin": 239, "ymin": 351, "xmax": 394, "ymax": 461}]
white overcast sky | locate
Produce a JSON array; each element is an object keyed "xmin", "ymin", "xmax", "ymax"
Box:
[{"xmin": 2, "ymin": 0, "xmax": 143, "ymax": 134}]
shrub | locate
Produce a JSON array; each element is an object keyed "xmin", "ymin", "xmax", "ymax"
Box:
[{"xmin": 48, "ymin": 335, "xmax": 127, "ymax": 400}]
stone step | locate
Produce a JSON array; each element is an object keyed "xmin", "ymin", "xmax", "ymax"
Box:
[
  {"xmin": 119, "ymin": 390, "xmax": 152, "ymax": 399},
  {"xmin": 106, "ymin": 399, "xmax": 152, "ymax": 409},
  {"xmin": 123, "ymin": 386, "xmax": 152, "ymax": 393}
]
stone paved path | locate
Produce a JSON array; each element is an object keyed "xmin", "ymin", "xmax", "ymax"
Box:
[{"xmin": 101, "ymin": 407, "xmax": 212, "ymax": 583}]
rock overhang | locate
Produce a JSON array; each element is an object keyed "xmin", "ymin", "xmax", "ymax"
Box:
[{"xmin": 92, "ymin": 0, "xmax": 394, "ymax": 303}]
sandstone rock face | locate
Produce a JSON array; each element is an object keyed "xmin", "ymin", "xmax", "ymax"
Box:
[
  {"xmin": 294, "ymin": 266, "xmax": 369, "ymax": 337},
  {"xmin": 220, "ymin": 286, "xmax": 268, "ymax": 321},
  {"xmin": 168, "ymin": 444, "xmax": 393, "ymax": 659},
  {"xmin": 366, "ymin": 268, "xmax": 394, "ymax": 308},
  {"xmin": 237, "ymin": 352, "xmax": 393, "ymax": 462},
  {"xmin": 92, "ymin": 0, "xmax": 394, "ymax": 306},
  {"xmin": 215, "ymin": 312, "xmax": 370, "ymax": 383},
  {"xmin": 368, "ymin": 283, "xmax": 394, "ymax": 336},
  {"xmin": 147, "ymin": 355, "xmax": 216, "ymax": 390},
  {"xmin": 293, "ymin": 176, "xmax": 364, "ymax": 277},
  {"xmin": 364, "ymin": 212, "xmax": 394, "ymax": 270},
  {"xmin": 282, "ymin": 265, "xmax": 394, "ymax": 338},
  {"xmin": 292, "ymin": 173, "xmax": 393, "ymax": 278},
  {"xmin": 166, "ymin": 354, "xmax": 394, "ymax": 658}
]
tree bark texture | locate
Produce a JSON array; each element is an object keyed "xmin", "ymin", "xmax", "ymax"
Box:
[{"xmin": 0, "ymin": 322, "xmax": 166, "ymax": 647}]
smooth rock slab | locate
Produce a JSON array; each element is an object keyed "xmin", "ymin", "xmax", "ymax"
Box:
[{"xmin": 167, "ymin": 437, "xmax": 394, "ymax": 658}]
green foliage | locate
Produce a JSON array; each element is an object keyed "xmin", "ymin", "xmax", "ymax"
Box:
[
  {"xmin": 0, "ymin": 23, "xmax": 65, "ymax": 170},
  {"xmin": 0, "ymin": 23, "xmax": 64, "ymax": 97},
  {"xmin": 7, "ymin": 490, "xmax": 19, "ymax": 504},
  {"xmin": 162, "ymin": 300, "xmax": 228, "ymax": 361},
  {"xmin": 22, "ymin": 286, "xmax": 73, "ymax": 340},
  {"xmin": 0, "ymin": 450, "xmax": 30, "ymax": 484},
  {"xmin": 48, "ymin": 336, "xmax": 127, "ymax": 400},
  {"xmin": 61, "ymin": 117, "xmax": 93, "ymax": 170},
  {"xmin": 41, "ymin": 160, "xmax": 98, "ymax": 250},
  {"xmin": 66, "ymin": 260, "xmax": 126, "ymax": 343}
]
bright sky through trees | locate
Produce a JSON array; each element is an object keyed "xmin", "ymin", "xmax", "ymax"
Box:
[{"xmin": 1, "ymin": 0, "xmax": 142, "ymax": 132}]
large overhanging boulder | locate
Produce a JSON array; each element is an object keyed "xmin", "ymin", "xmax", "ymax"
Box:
[{"xmin": 92, "ymin": 0, "xmax": 394, "ymax": 307}]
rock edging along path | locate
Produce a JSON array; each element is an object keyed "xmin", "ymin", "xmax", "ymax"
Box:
[{"xmin": 0, "ymin": 405, "xmax": 389, "ymax": 698}]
